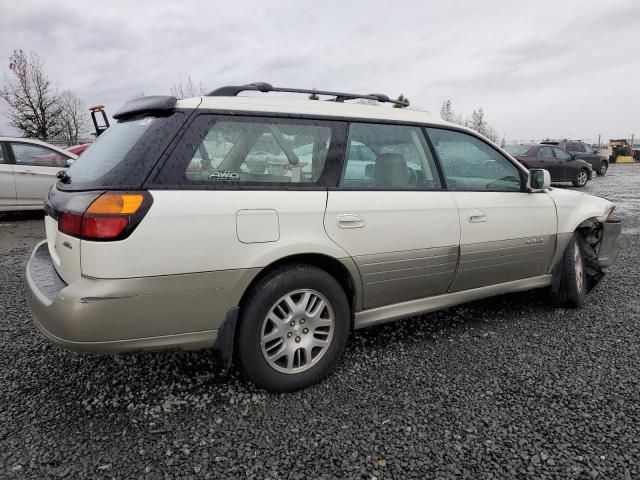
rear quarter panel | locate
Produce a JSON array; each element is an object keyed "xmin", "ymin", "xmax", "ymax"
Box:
[{"xmin": 80, "ymin": 190, "xmax": 349, "ymax": 279}]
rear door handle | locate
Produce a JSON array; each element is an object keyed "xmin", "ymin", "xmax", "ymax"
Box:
[
  {"xmin": 17, "ymin": 170, "xmax": 36, "ymax": 175},
  {"xmin": 467, "ymin": 210, "xmax": 487, "ymax": 223},
  {"xmin": 337, "ymin": 214, "xmax": 365, "ymax": 229}
]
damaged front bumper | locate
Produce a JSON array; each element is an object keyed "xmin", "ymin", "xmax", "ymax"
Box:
[
  {"xmin": 577, "ymin": 216, "xmax": 623, "ymax": 290},
  {"xmin": 596, "ymin": 220, "xmax": 622, "ymax": 267}
]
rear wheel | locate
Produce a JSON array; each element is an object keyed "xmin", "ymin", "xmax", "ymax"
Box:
[
  {"xmin": 597, "ymin": 161, "xmax": 608, "ymax": 176},
  {"xmin": 572, "ymin": 169, "xmax": 589, "ymax": 187},
  {"xmin": 549, "ymin": 235, "xmax": 586, "ymax": 308},
  {"xmin": 236, "ymin": 265, "xmax": 350, "ymax": 392}
]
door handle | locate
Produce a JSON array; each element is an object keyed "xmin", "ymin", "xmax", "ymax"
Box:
[
  {"xmin": 16, "ymin": 170, "xmax": 36, "ymax": 175},
  {"xmin": 467, "ymin": 210, "xmax": 487, "ymax": 223},
  {"xmin": 337, "ymin": 214, "xmax": 365, "ymax": 229}
]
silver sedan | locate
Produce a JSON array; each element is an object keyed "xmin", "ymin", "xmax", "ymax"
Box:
[{"xmin": 0, "ymin": 137, "xmax": 77, "ymax": 211}]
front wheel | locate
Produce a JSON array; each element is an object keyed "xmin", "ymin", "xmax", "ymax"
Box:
[
  {"xmin": 597, "ymin": 161, "xmax": 608, "ymax": 176},
  {"xmin": 236, "ymin": 265, "xmax": 350, "ymax": 392},
  {"xmin": 572, "ymin": 169, "xmax": 589, "ymax": 187},
  {"xmin": 549, "ymin": 235, "xmax": 586, "ymax": 308}
]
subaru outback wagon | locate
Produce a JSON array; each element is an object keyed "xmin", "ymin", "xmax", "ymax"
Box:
[{"xmin": 26, "ymin": 83, "xmax": 622, "ymax": 392}]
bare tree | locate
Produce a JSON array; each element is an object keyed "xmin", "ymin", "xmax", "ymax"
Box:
[
  {"xmin": 170, "ymin": 76, "xmax": 206, "ymax": 99},
  {"xmin": 0, "ymin": 49, "xmax": 63, "ymax": 140},
  {"xmin": 58, "ymin": 91, "xmax": 90, "ymax": 145}
]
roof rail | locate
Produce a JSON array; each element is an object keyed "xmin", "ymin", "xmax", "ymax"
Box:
[{"xmin": 206, "ymin": 83, "xmax": 409, "ymax": 106}]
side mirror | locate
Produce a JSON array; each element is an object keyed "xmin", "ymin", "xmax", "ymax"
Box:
[
  {"xmin": 66, "ymin": 158, "xmax": 75, "ymax": 167},
  {"xmin": 593, "ymin": 148, "xmax": 599, "ymax": 154},
  {"xmin": 527, "ymin": 168, "xmax": 551, "ymax": 192}
]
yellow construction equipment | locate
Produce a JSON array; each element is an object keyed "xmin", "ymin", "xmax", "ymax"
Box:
[{"xmin": 609, "ymin": 139, "xmax": 635, "ymax": 163}]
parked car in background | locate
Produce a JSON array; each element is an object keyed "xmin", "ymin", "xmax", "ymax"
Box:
[
  {"xmin": 505, "ymin": 144, "xmax": 593, "ymax": 187},
  {"xmin": 67, "ymin": 144, "xmax": 91, "ymax": 155},
  {"xmin": 26, "ymin": 84, "xmax": 621, "ymax": 393},
  {"xmin": 541, "ymin": 139, "xmax": 608, "ymax": 176},
  {"xmin": 0, "ymin": 137, "xmax": 76, "ymax": 211}
]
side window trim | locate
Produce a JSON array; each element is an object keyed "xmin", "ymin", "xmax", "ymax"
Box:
[
  {"xmin": 424, "ymin": 127, "xmax": 527, "ymax": 192},
  {"xmin": 422, "ymin": 127, "xmax": 448, "ymax": 190}
]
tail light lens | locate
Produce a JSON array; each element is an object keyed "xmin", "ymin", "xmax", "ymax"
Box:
[{"xmin": 58, "ymin": 191, "xmax": 152, "ymax": 241}]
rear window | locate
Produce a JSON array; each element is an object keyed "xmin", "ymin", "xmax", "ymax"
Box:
[
  {"xmin": 59, "ymin": 112, "xmax": 185, "ymax": 190},
  {"xmin": 504, "ymin": 145, "xmax": 532, "ymax": 156}
]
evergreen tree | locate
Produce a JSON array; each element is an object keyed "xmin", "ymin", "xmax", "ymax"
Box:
[{"xmin": 440, "ymin": 100, "xmax": 455, "ymax": 122}]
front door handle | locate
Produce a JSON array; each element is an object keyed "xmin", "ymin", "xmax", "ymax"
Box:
[
  {"xmin": 467, "ymin": 210, "xmax": 487, "ymax": 223},
  {"xmin": 16, "ymin": 170, "xmax": 36, "ymax": 175},
  {"xmin": 337, "ymin": 214, "xmax": 365, "ymax": 229}
]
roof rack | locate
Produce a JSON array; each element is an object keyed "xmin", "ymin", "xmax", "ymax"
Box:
[{"xmin": 206, "ymin": 82, "xmax": 409, "ymax": 107}]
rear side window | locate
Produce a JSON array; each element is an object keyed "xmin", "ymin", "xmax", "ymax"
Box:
[
  {"xmin": 538, "ymin": 146, "xmax": 554, "ymax": 158},
  {"xmin": 427, "ymin": 128, "xmax": 522, "ymax": 191},
  {"xmin": 553, "ymin": 147, "xmax": 573, "ymax": 160},
  {"xmin": 341, "ymin": 123, "xmax": 441, "ymax": 190},
  {"xmin": 60, "ymin": 112, "xmax": 185, "ymax": 190},
  {"xmin": 153, "ymin": 115, "xmax": 342, "ymax": 187}
]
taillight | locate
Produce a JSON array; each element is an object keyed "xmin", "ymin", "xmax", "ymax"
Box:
[{"xmin": 58, "ymin": 191, "xmax": 152, "ymax": 241}]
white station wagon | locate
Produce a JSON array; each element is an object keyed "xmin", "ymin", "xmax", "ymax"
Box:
[{"xmin": 26, "ymin": 84, "xmax": 622, "ymax": 392}]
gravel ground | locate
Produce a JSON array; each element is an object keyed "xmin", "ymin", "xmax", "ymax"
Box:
[{"xmin": 1, "ymin": 165, "xmax": 639, "ymax": 479}]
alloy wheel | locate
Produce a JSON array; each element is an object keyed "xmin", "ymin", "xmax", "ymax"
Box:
[{"xmin": 260, "ymin": 289, "xmax": 335, "ymax": 374}]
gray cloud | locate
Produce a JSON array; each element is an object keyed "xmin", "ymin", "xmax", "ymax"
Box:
[{"xmin": 0, "ymin": 0, "xmax": 638, "ymax": 142}]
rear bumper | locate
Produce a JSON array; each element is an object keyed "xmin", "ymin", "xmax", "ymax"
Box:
[
  {"xmin": 26, "ymin": 241, "xmax": 257, "ymax": 354},
  {"xmin": 598, "ymin": 220, "xmax": 622, "ymax": 267}
]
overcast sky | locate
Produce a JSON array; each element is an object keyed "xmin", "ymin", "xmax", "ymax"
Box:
[{"xmin": 0, "ymin": 0, "xmax": 638, "ymax": 143}]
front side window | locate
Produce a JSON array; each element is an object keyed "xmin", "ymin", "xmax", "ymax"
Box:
[
  {"xmin": 10, "ymin": 143, "xmax": 68, "ymax": 168},
  {"xmin": 426, "ymin": 128, "xmax": 522, "ymax": 191},
  {"xmin": 156, "ymin": 116, "xmax": 337, "ymax": 186},
  {"xmin": 553, "ymin": 147, "xmax": 573, "ymax": 160},
  {"xmin": 340, "ymin": 123, "xmax": 441, "ymax": 190}
]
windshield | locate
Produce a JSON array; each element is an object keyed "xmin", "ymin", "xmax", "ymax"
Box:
[
  {"xmin": 504, "ymin": 144, "xmax": 532, "ymax": 156},
  {"xmin": 59, "ymin": 112, "xmax": 185, "ymax": 190}
]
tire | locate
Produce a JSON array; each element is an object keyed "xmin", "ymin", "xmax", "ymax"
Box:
[
  {"xmin": 596, "ymin": 161, "xmax": 608, "ymax": 176},
  {"xmin": 572, "ymin": 169, "xmax": 589, "ymax": 187},
  {"xmin": 549, "ymin": 235, "xmax": 586, "ymax": 308},
  {"xmin": 236, "ymin": 264, "xmax": 350, "ymax": 392}
]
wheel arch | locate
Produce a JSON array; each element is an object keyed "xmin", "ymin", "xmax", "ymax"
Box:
[{"xmin": 238, "ymin": 252, "xmax": 362, "ymax": 324}]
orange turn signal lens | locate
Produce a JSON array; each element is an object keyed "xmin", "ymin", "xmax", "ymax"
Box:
[{"xmin": 87, "ymin": 193, "xmax": 144, "ymax": 215}]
